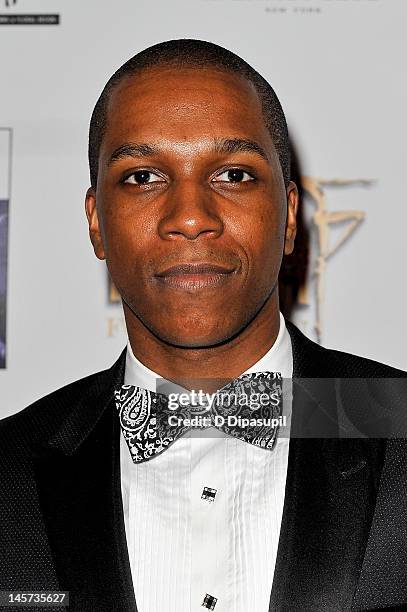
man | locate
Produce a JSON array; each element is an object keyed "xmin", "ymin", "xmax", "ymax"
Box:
[{"xmin": 0, "ymin": 39, "xmax": 406, "ymax": 612}]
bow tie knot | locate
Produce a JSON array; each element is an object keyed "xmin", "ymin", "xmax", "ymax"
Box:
[{"xmin": 115, "ymin": 371, "xmax": 283, "ymax": 463}]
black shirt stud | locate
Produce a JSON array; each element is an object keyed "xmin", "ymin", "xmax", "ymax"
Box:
[{"xmin": 202, "ymin": 593, "xmax": 217, "ymax": 610}]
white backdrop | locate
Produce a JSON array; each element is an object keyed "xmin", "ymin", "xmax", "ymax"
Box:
[{"xmin": 0, "ymin": 0, "xmax": 406, "ymax": 418}]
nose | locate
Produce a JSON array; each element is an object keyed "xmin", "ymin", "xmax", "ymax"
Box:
[{"xmin": 157, "ymin": 180, "xmax": 224, "ymax": 241}]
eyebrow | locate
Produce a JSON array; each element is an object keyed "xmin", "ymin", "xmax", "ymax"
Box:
[
  {"xmin": 108, "ymin": 137, "xmax": 270, "ymax": 166},
  {"xmin": 213, "ymin": 137, "xmax": 270, "ymax": 163},
  {"xmin": 108, "ymin": 143, "xmax": 159, "ymax": 164}
]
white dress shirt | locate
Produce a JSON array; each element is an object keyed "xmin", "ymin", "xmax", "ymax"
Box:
[{"xmin": 120, "ymin": 312, "xmax": 293, "ymax": 612}]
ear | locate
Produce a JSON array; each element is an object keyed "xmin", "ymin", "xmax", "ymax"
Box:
[
  {"xmin": 85, "ymin": 187, "xmax": 106, "ymax": 260},
  {"xmin": 284, "ymin": 181, "xmax": 299, "ymax": 256}
]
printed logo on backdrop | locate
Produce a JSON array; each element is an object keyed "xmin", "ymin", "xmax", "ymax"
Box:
[
  {"xmin": 0, "ymin": 0, "xmax": 60, "ymax": 25},
  {"xmin": 295, "ymin": 177, "xmax": 372, "ymax": 343},
  {"xmin": 201, "ymin": 0, "xmax": 380, "ymax": 17},
  {"xmin": 0, "ymin": 128, "xmax": 11, "ymax": 369},
  {"xmin": 106, "ymin": 176, "xmax": 371, "ymax": 344}
]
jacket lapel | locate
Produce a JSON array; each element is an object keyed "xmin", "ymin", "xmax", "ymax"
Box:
[
  {"xmin": 32, "ymin": 349, "xmax": 137, "ymax": 612},
  {"xmin": 269, "ymin": 323, "xmax": 382, "ymax": 611}
]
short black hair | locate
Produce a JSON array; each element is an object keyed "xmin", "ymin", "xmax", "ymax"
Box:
[{"xmin": 88, "ymin": 38, "xmax": 290, "ymax": 188}]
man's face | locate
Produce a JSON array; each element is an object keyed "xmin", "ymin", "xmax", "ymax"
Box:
[{"xmin": 86, "ymin": 66, "xmax": 297, "ymax": 348}]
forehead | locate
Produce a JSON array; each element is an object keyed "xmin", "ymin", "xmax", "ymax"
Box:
[{"xmin": 102, "ymin": 66, "xmax": 273, "ymax": 151}]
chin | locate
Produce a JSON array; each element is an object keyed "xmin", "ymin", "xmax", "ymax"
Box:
[{"xmin": 152, "ymin": 320, "xmax": 237, "ymax": 349}]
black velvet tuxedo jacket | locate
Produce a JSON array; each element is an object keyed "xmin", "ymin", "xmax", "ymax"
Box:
[{"xmin": 1, "ymin": 322, "xmax": 407, "ymax": 612}]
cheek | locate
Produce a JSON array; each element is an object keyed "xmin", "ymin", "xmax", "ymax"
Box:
[
  {"xmin": 102, "ymin": 203, "xmax": 152, "ymax": 261},
  {"xmin": 103, "ymin": 232, "xmax": 148, "ymax": 296},
  {"xmin": 241, "ymin": 212, "xmax": 284, "ymax": 269}
]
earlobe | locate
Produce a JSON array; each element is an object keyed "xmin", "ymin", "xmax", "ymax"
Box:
[
  {"xmin": 85, "ymin": 187, "xmax": 106, "ymax": 260},
  {"xmin": 284, "ymin": 181, "xmax": 299, "ymax": 256}
]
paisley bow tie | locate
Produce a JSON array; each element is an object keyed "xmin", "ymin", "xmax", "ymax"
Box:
[{"xmin": 114, "ymin": 371, "xmax": 283, "ymax": 463}]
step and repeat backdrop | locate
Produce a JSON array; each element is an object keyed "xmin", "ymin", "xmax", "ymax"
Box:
[{"xmin": 0, "ymin": 0, "xmax": 406, "ymax": 418}]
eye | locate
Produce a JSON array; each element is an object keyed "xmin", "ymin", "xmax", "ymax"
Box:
[
  {"xmin": 212, "ymin": 168, "xmax": 255, "ymax": 183},
  {"xmin": 123, "ymin": 170, "xmax": 165, "ymax": 185}
]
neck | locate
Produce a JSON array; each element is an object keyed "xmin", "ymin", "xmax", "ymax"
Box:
[{"xmin": 124, "ymin": 293, "xmax": 281, "ymax": 392}]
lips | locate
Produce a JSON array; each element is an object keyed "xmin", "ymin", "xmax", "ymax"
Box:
[
  {"xmin": 156, "ymin": 263, "xmax": 235, "ymax": 277},
  {"xmin": 154, "ymin": 262, "xmax": 237, "ymax": 291}
]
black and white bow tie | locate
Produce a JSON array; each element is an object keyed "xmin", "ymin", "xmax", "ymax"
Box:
[{"xmin": 114, "ymin": 372, "xmax": 283, "ymax": 463}]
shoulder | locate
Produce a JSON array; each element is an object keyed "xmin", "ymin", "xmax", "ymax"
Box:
[
  {"xmin": 325, "ymin": 346, "xmax": 406, "ymax": 378},
  {"xmin": 285, "ymin": 320, "xmax": 407, "ymax": 378},
  {"xmin": 0, "ymin": 370, "xmax": 105, "ymax": 444},
  {"xmin": 0, "ymin": 348, "xmax": 126, "ymax": 446}
]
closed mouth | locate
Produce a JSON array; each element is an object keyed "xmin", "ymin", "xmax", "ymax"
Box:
[
  {"xmin": 154, "ymin": 262, "xmax": 237, "ymax": 291},
  {"xmin": 155, "ymin": 263, "xmax": 236, "ymax": 277}
]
